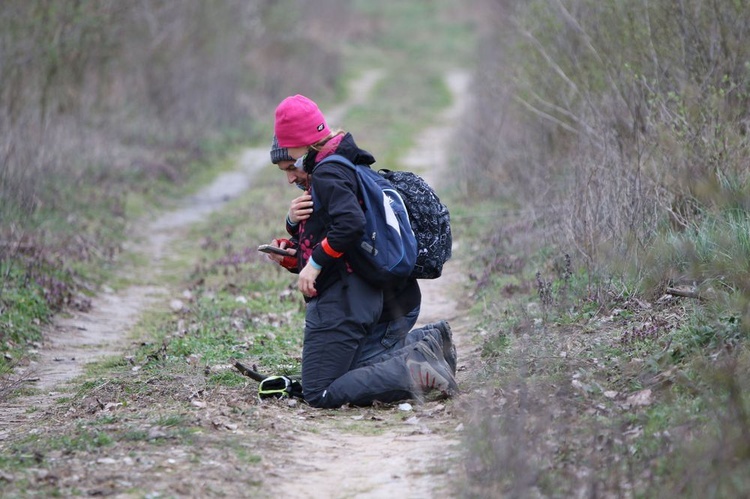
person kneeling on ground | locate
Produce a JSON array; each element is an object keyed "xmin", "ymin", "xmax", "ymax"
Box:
[
  {"xmin": 268, "ymin": 135, "xmax": 457, "ymax": 373},
  {"xmin": 263, "ymin": 94, "xmax": 457, "ymax": 407}
]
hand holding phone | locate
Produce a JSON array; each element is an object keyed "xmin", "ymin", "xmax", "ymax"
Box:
[{"xmin": 258, "ymin": 244, "xmax": 293, "ymax": 257}]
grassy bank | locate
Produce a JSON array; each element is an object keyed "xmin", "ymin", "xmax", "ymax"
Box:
[{"xmin": 458, "ymin": 0, "xmax": 750, "ymax": 495}]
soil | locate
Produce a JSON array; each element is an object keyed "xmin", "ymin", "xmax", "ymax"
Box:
[{"xmin": 0, "ymin": 70, "xmax": 476, "ymax": 498}]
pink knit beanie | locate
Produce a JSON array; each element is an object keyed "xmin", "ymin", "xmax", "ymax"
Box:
[{"xmin": 274, "ymin": 95, "xmax": 331, "ymax": 148}]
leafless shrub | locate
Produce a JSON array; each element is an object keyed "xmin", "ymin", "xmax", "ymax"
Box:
[
  {"xmin": 0, "ymin": 0, "xmax": 353, "ymax": 225},
  {"xmin": 535, "ymin": 271, "xmax": 553, "ymax": 310},
  {"xmin": 463, "ymin": 0, "xmax": 750, "ymax": 276},
  {"xmin": 461, "ymin": 4, "xmax": 750, "ymax": 494}
]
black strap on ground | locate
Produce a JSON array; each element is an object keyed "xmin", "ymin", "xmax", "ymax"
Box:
[{"xmin": 233, "ymin": 360, "xmax": 268, "ymax": 382}]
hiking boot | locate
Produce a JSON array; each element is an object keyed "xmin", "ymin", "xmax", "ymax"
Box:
[
  {"xmin": 432, "ymin": 320, "xmax": 457, "ymax": 375},
  {"xmin": 423, "ymin": 327, "xmax": 456, "ymax": 376},
  {"xmin": 406, "ymin": 338, "xmax": 459, "ymax": 400}
]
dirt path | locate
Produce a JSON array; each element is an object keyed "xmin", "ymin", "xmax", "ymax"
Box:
[
  {"xmin": 0, "ymin": 151, "xmax": 269, "ymax": 437},
  {"xmin": 0, "ymin": 69, "xmax": 475, "ymax": 498},
  {"xmin": 262, "ymin": 69, "xmax": 474, "ymax": 499}
]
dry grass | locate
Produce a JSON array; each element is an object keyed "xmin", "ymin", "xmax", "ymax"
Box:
[{"xmin": 462, "ymin": 0, "xmax": 750, "ymax": 280}]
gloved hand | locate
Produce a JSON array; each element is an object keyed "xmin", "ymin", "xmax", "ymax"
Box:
[
  {"xmin": 258, "ymin": 375, "xmax": 304, "ymax": 399},
  {"xmin": 273, "ymin": 238, "xmax": 298, "ymax": 271}
]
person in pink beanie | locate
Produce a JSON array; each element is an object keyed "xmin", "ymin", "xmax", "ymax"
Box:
[{"xmin": 264, "ymin": 95, "xmax": 458, "ymax": 408}]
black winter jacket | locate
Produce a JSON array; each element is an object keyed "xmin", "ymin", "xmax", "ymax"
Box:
[{"xmin": 286, "ymin": 133, "xmax": 421, "ymax": 317}]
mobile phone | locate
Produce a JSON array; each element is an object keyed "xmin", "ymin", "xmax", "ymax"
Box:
[{"xmin": 257, "ymin": 244, "xmax": 292, "ymax": 257}]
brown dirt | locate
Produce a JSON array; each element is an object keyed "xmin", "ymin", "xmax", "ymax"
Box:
[{"xmin": 0, "ymin": 69, "xmax": 476, "ymax": 498}]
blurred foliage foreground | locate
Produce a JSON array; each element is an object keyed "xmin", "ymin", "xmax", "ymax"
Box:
[{"xmin": 457, "ymin": 0, "xmax": 750, "ymax": 497}]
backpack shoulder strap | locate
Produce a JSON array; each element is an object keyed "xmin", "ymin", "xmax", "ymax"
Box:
[{"xmin": 310, "ymin": 154, "xmax": 359, "ymax": 206}]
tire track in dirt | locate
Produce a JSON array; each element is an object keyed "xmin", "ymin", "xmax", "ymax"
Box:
[{"xmin": 262, "ymin": 69, "xmax": 474, "ymax": 499}]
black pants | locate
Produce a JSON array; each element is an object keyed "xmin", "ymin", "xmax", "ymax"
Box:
[{"xmin": 302, "ymin": 273, "xmax": 415, "ymax": 408}]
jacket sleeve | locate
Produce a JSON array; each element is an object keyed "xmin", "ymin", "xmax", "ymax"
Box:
[
  {"xmin": 285, "ymin": 216, "xmax": 299, "ymax": 236},
  {"xmin": 309, "ymin": 163, "xmax": 365, "ymax": 269}
]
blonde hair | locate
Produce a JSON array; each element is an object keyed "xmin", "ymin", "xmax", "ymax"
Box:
[{"xmin": 309, "ymin": 128, "xmax": 345, "ymax": 152}]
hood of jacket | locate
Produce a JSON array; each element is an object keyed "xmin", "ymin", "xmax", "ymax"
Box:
[{"xmin": 302, "ymin": 132, "xmax": 375, "ymax": 174}]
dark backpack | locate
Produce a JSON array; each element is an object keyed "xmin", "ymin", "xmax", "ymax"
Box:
[
  {"xmin": 379, "ymin": 169, "xmax": 452, "ymax": 279},
  {"xmin": 314, "ymin": 155, "xmax": 418, "ymax": 287}
]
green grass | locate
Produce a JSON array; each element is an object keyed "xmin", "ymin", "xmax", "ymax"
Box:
[
  {"xmin": 349, "ymin": 0, "xmax": 476, "ymax": 72},
  {"xmin": 0, "ymin": 266, "xmax": 49, "ymax": 351}
]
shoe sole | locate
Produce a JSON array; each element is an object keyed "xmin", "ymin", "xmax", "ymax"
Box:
[
  {"xmin": 434, "ymin": 321, "xmax": 457, "ymax": 375},
  {"xmin": 407, "ymin": 341, "xmax": 458, "ymax": 398}
]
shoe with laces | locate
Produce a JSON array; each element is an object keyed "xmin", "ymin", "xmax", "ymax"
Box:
[
  {"xmin": 406, "ymin": 337, "xmax": 459, "ymax": 399},
  {"xmin": 432, "ymin": 320, "xmax": 457, "ymax": 375}
]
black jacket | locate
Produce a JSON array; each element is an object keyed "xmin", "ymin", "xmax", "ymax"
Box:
[
  {"xmin": 286, "ymin": 133, "xmax": 421, "ymax": 317},
  {"xmin": 289, "ymin": 133, "xmax": 368, "ymax": 295}
]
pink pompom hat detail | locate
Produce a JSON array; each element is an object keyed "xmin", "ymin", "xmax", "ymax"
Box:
[{"xmin": 274, "ymin": 94, "xmax": 331, "ymax": 148}]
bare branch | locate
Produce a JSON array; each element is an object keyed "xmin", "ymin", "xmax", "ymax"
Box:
[{"xmin": 511, "ymin": 94, "xmax": 580, "ymax": 135}]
